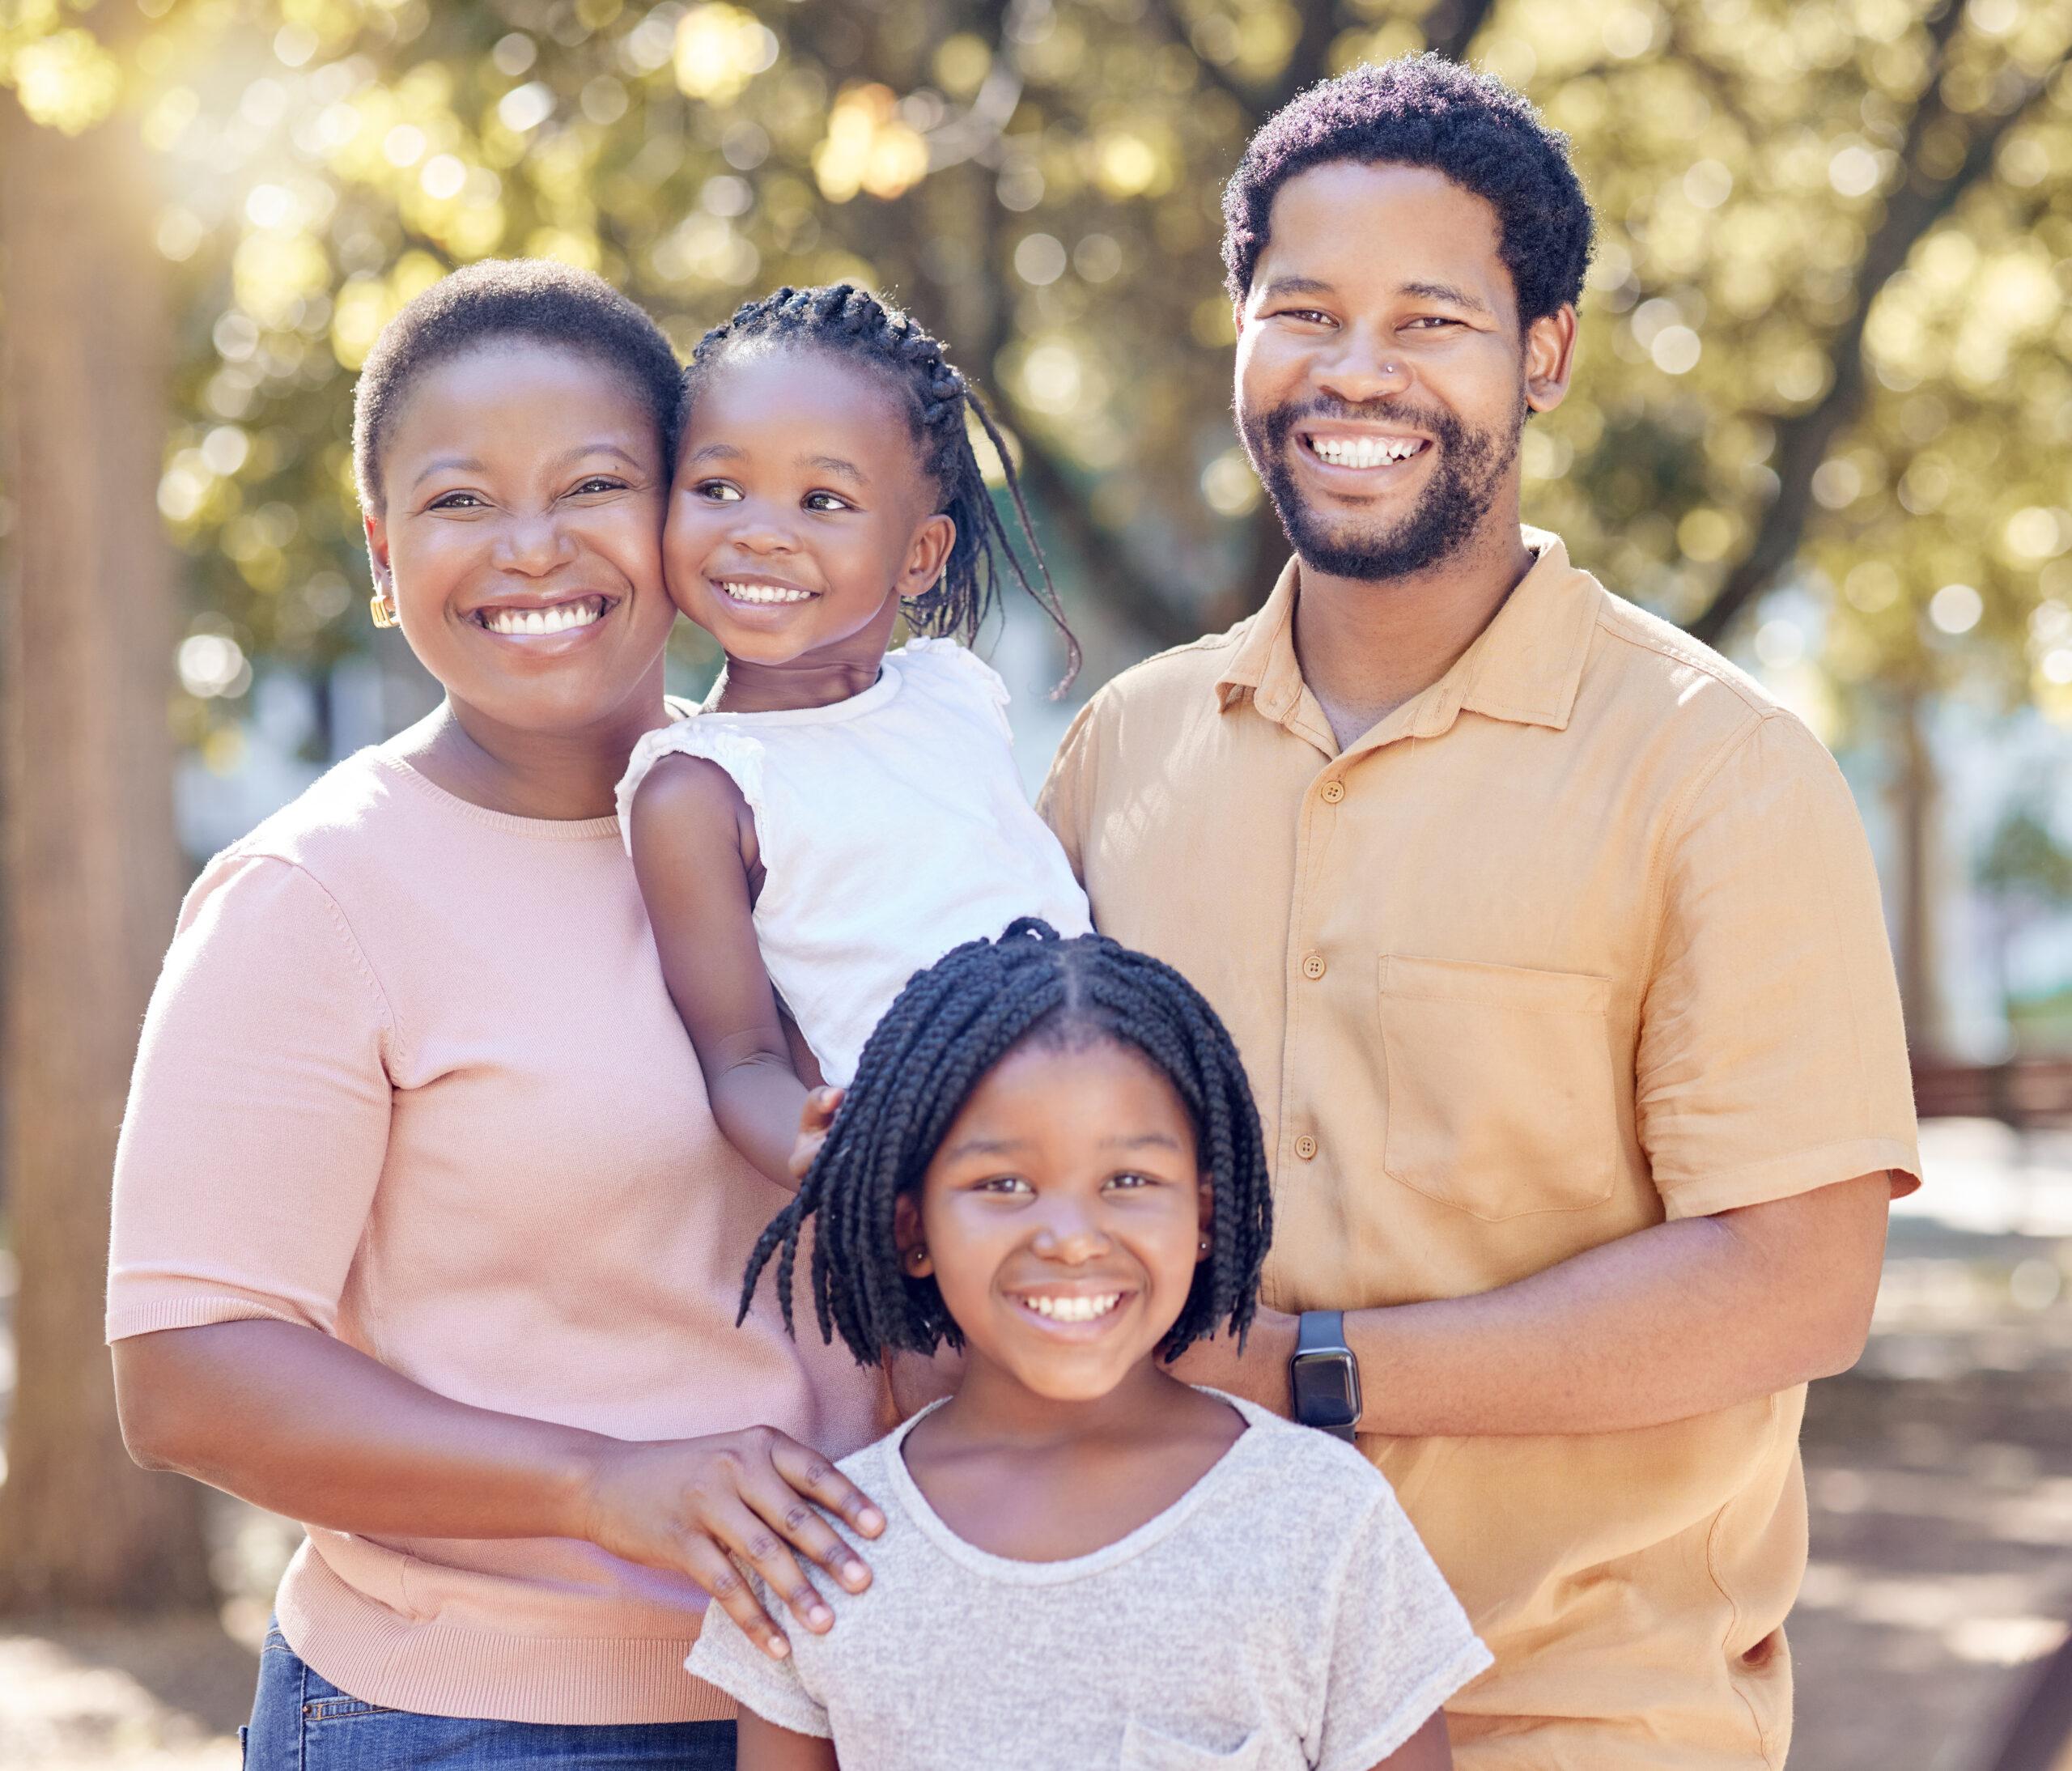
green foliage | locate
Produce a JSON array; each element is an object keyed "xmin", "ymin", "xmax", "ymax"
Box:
[{"xmin": 6, "ymin": 0, "xmax": 2071, "ymax": 753}]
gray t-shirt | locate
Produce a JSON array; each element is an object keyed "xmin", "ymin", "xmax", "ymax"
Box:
[{"xmin": 688, "ymin": 1393, "xmax": 1491, "ymax": 1769}]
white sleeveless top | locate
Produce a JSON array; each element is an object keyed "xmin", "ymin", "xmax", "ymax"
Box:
[{"xmin": 617, "ymin": 639, "xmax": 1092, "ymax": 1086}]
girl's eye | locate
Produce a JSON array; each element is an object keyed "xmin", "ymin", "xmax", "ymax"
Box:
[
  {"xmin": 428, "ymin": 491, "xmax": 486, "ymax": 511},
  {"xmin": 1106, "ymin": 1171, "xmax": 1153, "ymax": 1191},
  {"xmin": 694, "ymin": 481, "xmax": 743, "ymax": 503},
  {"xmin": 974, "ymin": 1175, "xmax": 1032, "ymax": 1196},
  {"xmin": 804, "ymin": 491, "xmax": 852, "ymax": 513}
]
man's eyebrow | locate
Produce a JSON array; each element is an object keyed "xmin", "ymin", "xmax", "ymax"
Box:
[
  {"xmin": 1256, "ymin": 275, "xmax": 1335, "ymax": 302},
  {"xmin": 1402, "ymin": 280, "xmax": 1495, "ymax": 317},
  {"xmin": 413, "ymin": 455, "xmax": 486, "ymax": 488}
]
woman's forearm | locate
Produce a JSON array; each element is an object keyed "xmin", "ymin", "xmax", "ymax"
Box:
[{"xmin": 114, "ymin": 1319, "xmax": 601, "ymax": 1540}]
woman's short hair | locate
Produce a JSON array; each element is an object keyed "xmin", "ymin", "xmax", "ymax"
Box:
[{"xmin": 351, "ymin": 258, "xmax": 681, "ymax": 512}]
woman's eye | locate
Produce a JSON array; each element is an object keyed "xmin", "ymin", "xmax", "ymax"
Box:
[
  {"xmin": 804, "ymin": 491, "xmax": 852, "ymax": 513},
  {"xmin": 572, "ymin": 476, "xmax": 626, "ymax": 495},
  {"xmin": 428, "ymin": 491, "xmax": 485, "ymax": 510},
  {"xmin": 694, "ymin": 481, "xmax": 742, "ymax": 503}
]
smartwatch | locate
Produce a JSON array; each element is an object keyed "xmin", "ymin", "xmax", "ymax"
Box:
[{"xmin": 1290, "ymin": 1310, "xmax": 1361, "ymax": 1442}]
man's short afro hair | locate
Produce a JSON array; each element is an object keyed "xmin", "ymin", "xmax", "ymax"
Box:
[
  {"xmin": 351, "ymin": 258, "xmax": 682, "ymax": 512},
  {"xmin": 1221, "ymin": 53, "xmax": 1594, "ymax": 328}
]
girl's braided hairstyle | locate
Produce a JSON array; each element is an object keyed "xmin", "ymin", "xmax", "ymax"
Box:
[
  {"xmin": 741, "ymin": 919, "xmax": 1273, "ymax": 1365},
  {"xmin": 683, "ymin": 282, "xmax": 1080, "ymax": 686}
]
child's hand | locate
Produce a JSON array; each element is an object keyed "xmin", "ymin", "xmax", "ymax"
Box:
[{"xmin": 788, "ymin": 1086, "xmax": 844, "ymax": 1184}]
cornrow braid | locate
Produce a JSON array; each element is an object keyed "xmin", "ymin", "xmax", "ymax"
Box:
[
  {"xmin": 684, "ymin": 282, "xmax": 1080, "ymax": 686},
  {"xmin": 740, "ymin": 919, "xmax": 1272, "ymax": 1366}
]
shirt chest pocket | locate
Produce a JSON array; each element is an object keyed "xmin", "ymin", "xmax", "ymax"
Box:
[
  {"xmin": 1120, "ymin": 1720, "xmax": 1263, "ymax": 1769},
  {"xmin": 1379, "ymin": 955, "xmax": 1618, "ymax": 1221}
]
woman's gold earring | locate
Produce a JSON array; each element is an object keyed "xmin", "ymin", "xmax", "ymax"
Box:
[{"xmin": 369, "ymin": 592, "xmax": 398, "ymax": 630}]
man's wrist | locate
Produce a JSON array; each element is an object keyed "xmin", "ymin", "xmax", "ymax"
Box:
[{"xmin": 1290, "ymin": 1309, "xmax": 1363, "ymax": 1440}]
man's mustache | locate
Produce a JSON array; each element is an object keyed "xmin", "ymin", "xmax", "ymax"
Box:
[{"xmin": 1256, "ymin": 394, "xmax": 1459, "ymax": 444}]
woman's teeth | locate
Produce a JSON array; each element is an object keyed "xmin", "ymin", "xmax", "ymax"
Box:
[
  {"xmin": 1308, "ymin": 435, "xmax": 1427, "ymax": 467},
  {"xmin": 720, "ymin": 580, "xmax": 817, "ymax": 605},
  {"xmin": 1024, "ymin": 1293, "xmax": 1123, "ymax": 1323},
  {"xmin": 479, "ymin": 597, "xmax": 605, "ymax": 635}
]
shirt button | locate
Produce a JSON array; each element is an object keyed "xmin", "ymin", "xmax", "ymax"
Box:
[
  {"xmin": 1320, "ymin": 780, "xmax": 1346, "ymax": 804},
  {"xmin": 1301, "ymin": 952, "xmax": 1326, "ymax": 981},
  {"xmin": 1294, "ymin": 1135, "xmax": 1318, "ymax": 1161}
]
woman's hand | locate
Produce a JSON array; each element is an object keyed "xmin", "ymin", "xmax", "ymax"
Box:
[
  {"xmin": 579, "ymin": 1426, "xmax": 884, "ymax": 1660},
  {"xmin": 789, "ymin": 1086, "xmax": 843, "ymax": 1183}
]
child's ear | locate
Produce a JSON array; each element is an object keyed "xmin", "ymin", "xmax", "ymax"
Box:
[
  {"xmin": 893, "ymin": 1193, "xmax": 933, "ymax": 1277},
  {"xmin": 1195, "ymin": 1179, "xmax": 1214, "ymax": 1263},
  {"xmin": 898, "ymin": 513, "xmax": 956, "ymax": 601}
]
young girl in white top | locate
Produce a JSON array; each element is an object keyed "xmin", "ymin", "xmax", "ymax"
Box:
[
  {"xmin": 690, "ymin": 921, "xmax": 1491, "ymax": 1769},
  {"xmin": 618, "ymin": 283, "xmax": 1089, "ymax": 1187}
]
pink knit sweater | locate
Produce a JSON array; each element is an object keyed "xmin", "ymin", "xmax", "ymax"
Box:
[{"xmin": 108, "ymin": 745, "xmax": 885, "ymax": 1725}]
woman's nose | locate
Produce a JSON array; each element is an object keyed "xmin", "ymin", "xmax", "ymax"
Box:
[{"xmin": 490, "ymin": 509, "xmax": 576, "ymax": 575}]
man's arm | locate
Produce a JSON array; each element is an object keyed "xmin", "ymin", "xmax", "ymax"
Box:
[{"xmin": 1180, "ymin": 1170, "xmax": 1892, "ymax": 1433}]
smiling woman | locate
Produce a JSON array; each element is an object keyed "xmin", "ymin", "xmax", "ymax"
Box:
[{"xmin": 106, "ymin": 261, "xmax": 889, "ymax": 1771}]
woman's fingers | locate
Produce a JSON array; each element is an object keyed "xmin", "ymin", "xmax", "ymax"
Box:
[
  {"xmin": 770, "ymin": 1432, "xmax": 885, "ymax": 1542},
  {"xmin": 677, "ymin": 1533, "xmax": 790, "ymax": 1661},
  {"xmin": 741, "ymin": 1463, "xmax": 873, "ymax": 1594},
  {"xmin": 711, "ymin": 1490, "xmax": 836, "ymax": 1636}
]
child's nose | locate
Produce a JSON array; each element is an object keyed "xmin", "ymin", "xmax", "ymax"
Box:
[
  {"xmin": 728, "ymin": 505, "xmax": 800, "ymax": 554},
  {"xmin": 1030, "ymin": 1204, "xmax": 1110, "ymax": 1262}
]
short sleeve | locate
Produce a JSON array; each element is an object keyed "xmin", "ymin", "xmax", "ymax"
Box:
[
  {"xmin": 1036, "ymin": 691, "xmax": 1104, "ymax": 885},
  {"xmin": 901, "ymin": 636, "xmax": 1013, "ymax": 742},
  {"xmin": 1637, "ymin": 713, "xmax": 1921, "ymax": 1219},
  {"xmin": 685, "ymin": 1590, "xmax": 834, "ymax": 1739},
  {"xmin": 614, "ymin": 718, "xmax": 766, "ymax": 857},
  {"xmin": 1314, "ymin": 1489, "xmax": 1492, "ymax": 1771},
  {"xmin": 106, "ymin": 853, "xmax": 394, "ymax": 1342}
]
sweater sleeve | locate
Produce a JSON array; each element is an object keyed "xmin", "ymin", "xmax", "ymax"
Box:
[{"xmin": 106, "ymin": 852, "xmax": 396, "ymax": 1343}]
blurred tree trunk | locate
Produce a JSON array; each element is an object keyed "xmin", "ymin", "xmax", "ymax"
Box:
[
  {"xmin": 1891, "ymin": 685, "xmax": 1942, "ymax": 1055},
  {"xmin": 0, "ymin": 70, "xmax": 214, "ymax": 1612}
]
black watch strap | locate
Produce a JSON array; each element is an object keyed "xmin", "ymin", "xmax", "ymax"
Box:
[{"xmin": 1290, "ymin": 1310, "xmax": 1361, "ymax": 1442}]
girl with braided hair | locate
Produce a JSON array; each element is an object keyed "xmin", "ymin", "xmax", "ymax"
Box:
[
  {"xmin": 688, "ymin": 919, "xmax": 1488, "ymax": 1771},
  {"xmin": 616, "ymin": 282, "xmax": 1091, "ymax": 1193}
]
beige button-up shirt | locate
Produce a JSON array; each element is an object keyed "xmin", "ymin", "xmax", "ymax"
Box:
[{"xmin": 1039, "ymin": 530, "xmax": 1920, "ymax": 1771}]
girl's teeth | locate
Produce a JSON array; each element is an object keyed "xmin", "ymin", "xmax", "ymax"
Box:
[
  {"xmin": 1310, "ymin": 436, "xmax": 1425, "ymax": 467},
  {"xmin": 481, "ymin": 598, "xmax": 604, "ymax": 635},
  {"xmin": 721, "ymin": 580, "xmax": 816, "ymax": 605},
  {"xmin": 1025, "ymin": 1293, "xmax": 1122, "ymax": 1323}
]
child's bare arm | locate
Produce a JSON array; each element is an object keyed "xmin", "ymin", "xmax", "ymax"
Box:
[
  {"xmin": 629, "ymin": 754, "xmax": 810, "ymax": 1190},
  {"xmin": 737, "ymin": 1711, "xmax": 840, "ymax": 1770},
  {"xmin": 1372, "ymin": 1712, "xmax": 1452, "ymax": 1769}
]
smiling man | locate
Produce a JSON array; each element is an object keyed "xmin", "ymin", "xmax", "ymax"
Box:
[{"xmin": 1039, "ymin": 57, "xmax": 1921, "ymax": 1771}]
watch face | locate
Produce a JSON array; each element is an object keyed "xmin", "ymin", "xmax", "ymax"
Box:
[{"xmin": 1291, "ymin": 1351, "xmax": 1359, "ymax": 1429}]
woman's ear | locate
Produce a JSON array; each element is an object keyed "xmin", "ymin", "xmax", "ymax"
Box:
[
  {"xmin": 363, "ymin": 512, "xmax": 394, "ymax": 594},
  {"xmin": 893, "ymin": 1193, "xmax": 933, "ymax": 1276}
]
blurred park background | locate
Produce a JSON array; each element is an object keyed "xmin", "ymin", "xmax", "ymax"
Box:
[{"xmin": 2, "ymin": 0, "xmax": 2071, "ymax": 1764}]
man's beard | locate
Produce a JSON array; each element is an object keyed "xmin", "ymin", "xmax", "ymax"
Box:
[{"xmin": 1239, "ymin": 391, "xmax": 1523, "ymax": 581}]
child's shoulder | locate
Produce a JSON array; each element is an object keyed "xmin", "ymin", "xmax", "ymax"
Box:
[
  {"xmin": 892, "ymin": 636, "xmax": 1012, "ymax": 715},
  {"xmin": 1208, "ymin": 1395, "xmax": 1408, "ymax": 1528}
]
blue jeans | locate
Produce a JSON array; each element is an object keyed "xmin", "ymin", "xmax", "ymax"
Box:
[{"xmin": 242, "ymin": 1622, "xmax": 737, "ymax": 1769}]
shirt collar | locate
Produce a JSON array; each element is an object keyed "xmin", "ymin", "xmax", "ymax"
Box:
[{"xmin": 1212, "ymin": 526, "xmax": 1600, "ymax": 741}]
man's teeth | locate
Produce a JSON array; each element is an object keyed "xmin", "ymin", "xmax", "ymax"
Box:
[
  {"xmin": 721, "ymin": 580, "xmax": 817, "ymax": 605},
  {"xmin": 1309, "ymin": 435, "xmax": 1427, "ymax": 467},
  {"xmin": 1024, "ymin": 1293, "xmax": 1123, "ymax": 1323},
  {"xmin": 480, "ymin": 598, "xmax": 604, "ymax": 635}
]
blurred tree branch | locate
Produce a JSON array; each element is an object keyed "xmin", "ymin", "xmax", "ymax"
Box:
[{"xmin": 1688, "ymin": 3, "xmax": 2069, "ymax": 646}]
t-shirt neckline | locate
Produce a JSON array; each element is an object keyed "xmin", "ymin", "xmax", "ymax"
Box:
[
  {"xmin": 372, "ymin": 750, "xmax": 625, "ymax": 841},
  {"xmin": 879, "ymin": 1388, "xmax": 1263, "ymax": 1586}
]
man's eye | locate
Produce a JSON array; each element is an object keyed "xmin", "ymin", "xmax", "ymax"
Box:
[
  {"xmin": 1279, "ymin": 308, "xmax": 1332, "ymax": 325},
  {"xmin": 1406, "ymin": 316, "xmax": 1462, "ymax": 330}
]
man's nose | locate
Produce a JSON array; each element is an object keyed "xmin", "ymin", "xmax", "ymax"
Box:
[{"xmin": 1314, "ymin": 323, "xmax": 1413, "ymax": 406}]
